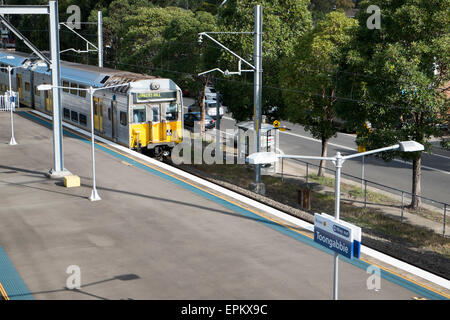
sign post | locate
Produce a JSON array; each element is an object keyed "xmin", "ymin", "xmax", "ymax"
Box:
[{"xmin": 314, "ymin": 212, "xmax": 361, "ymax": 299}]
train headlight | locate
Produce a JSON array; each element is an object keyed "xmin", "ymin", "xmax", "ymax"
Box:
[{"xmin": 150, "ymin": 82, "xmax": 160, "ymax": 90}]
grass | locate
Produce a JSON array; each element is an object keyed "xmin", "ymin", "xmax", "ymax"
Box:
[{"xmin": 183, "ymin": 162, "xmax": 450, "ymax": 258}]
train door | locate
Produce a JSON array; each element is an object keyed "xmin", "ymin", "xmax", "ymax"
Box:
[
  {"xmin": 111, "ymin": 100, "xmax": 118, "ymax": 141},
  {"xmin": 150, "ymin": 104, "xmax": 163, "ymax": 142},
  {"xmin": 93, "ymin": 97, "xmax": 103, "ymax": 132},
  {"xmin": 16, "ymin": 73, "xmax": 23, "ymax": 100},
  {"xmin": 44, "ymin": 89, "xmax": 52, "ymax": 112}
]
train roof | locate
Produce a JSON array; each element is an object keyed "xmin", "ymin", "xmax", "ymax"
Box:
[{"xmin": 0, "ymin": 50, "xmax": 158, "ymax": 91}]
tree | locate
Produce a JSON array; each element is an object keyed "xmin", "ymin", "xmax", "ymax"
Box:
[
  {"xmin": 210, "ymin": 0, "xmax": 312, "ymax": 122},
  {"xmin": 280, "ymin": 11, "xmax": 358, "ymax": 176},
  {"xmin": 338, "ymin": 0, "xmax": 450, "ymax": 209},
  {"xmin": 154, "ymin": 9, "xmax": 219, "ymax": 136},
  {"xmin": 309, "ymin": 0, "xmax": 355, "ymax": 22}
]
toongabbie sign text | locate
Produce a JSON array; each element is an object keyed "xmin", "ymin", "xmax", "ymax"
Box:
[{"xmin": 314, "ymin": 213, "xmax": 361, "ymax": 259}]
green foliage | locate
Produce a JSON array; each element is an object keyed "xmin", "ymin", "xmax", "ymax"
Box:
[
  {"xmin": 338, "ymin": 0, "xmax": 450, "ymax": 162},
  {"xmin": 280, "ymin": 11, "xmax": 358, "ymax": 141},
  {"xmin": 154, "ymin": 9, "xmax": 219, "ymax": 98}
]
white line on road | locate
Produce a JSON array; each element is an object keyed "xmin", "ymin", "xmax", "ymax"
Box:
[
  {"xmin": 222, "ymin": 116, "xmax": 450, "ymax": 174},
  {"xmin": 282, "ymin": 130, "xmax": 450, "ymax": 175}
]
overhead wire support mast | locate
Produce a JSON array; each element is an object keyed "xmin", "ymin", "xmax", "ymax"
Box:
[
  {"xmin": 0, "ymin": 1, "xmax": 70, "ymax": 179},
  {"xmin": 198, "ymin": 5, "xmax": 264, "ymax": 194},
  {"xmin": 59, "ymin": 10, "xmax": 103, "ymax": 68}
]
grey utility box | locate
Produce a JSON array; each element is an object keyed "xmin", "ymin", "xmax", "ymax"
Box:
[{"xmin": 236, "ymin": 121, "xmax": 280, "ymax": 175}]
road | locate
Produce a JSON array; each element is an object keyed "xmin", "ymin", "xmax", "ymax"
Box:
[{"xmin": 183, "ymin": 97, "xmax": 450, "ymax": 207}]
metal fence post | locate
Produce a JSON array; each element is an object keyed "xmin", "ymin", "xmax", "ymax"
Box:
[
  {"xmin": 401, "ymin": 191, "xmax": 404, "ymax": 222},
  {"xmin": 364, "ymin": 179, "xmax": 367, "ymax": 208},
  {"xmin": 306, "ymin": 162, "xmax": 309, "ymax": 186},
  {"xmin": 444, "ymin": 204, "xmax": 447, "ymax": 237},
  {"xmin": 281, "ymin": 157, "xmax": 284, "ymax": 182}
]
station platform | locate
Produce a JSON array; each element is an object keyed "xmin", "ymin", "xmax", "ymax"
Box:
[{"xmin": 0, "ymin": 109, "xmax": 448, "ymax": 300}]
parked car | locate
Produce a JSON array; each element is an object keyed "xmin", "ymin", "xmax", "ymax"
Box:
[
  {"xmin": 188, "ymin": 100, "xmax": 224, "ymax": 120},
  {"xmin": 184, "ymin": 112, "xmax": 215, "ymax": 130},
  {"xmin": 205, "ymin": 85, "xmax": 218, "ymax": 101}
]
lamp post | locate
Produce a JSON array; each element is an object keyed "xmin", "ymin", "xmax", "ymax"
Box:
[
  {"xmin": 247, "ymin": 140, "xmax": 424, "ymax": 300},
  {"xmin": 38, "ymin": 82, "xmax": 131, "ymax": 201},
  {"xmin": 0, "ymin": 56, "xmax": 22, "ymax": 145}
]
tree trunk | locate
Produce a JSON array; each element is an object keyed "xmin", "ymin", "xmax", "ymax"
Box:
[
  {"xmin": 318, "ymin": 137, "xmax": 328, "ymax": 177},
  {"xmin": 410, "ymin": 155, "xmax": 422, "ymax": 209}
]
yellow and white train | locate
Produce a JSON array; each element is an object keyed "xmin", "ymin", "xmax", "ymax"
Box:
[{"xmin": 0, "ymin": 50, "xmax": 184, "ymax": 157}]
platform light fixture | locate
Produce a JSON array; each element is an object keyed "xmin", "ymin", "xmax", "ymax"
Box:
[
  {"xmin": 0, "ymin": 55, "xmax": 26, "ymax": 146},
  {"xmin": 38, "ymin": 82, "xmax": 132, "ymax": 201}
]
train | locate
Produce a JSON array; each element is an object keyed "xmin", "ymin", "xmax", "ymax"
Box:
[{"xmin": 0, "ymin": 50, "xmax": 184, "ymax": 158}]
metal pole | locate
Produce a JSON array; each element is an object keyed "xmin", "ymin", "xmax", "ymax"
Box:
[
  {"xmin": 48, "ymin": 0, "xmax": 66, "ymax": 177},
  {"xmin": 401, "ymin": 191, "xmax": 404, "ymax": 222},
  {"xmin": 281, "ymin": 157, "xmax": 284, "ymax": 182},
  {"xmin": 306, "ymin": 162, "xmax": 309, "ymax": 186},
  {"xmin": 333, "ymin": 152, "xmax": 343, "ymax": 300},
  {"xmin": 98, "ymin": 11, "xmax": 103, "ymax": 68},
  {"xmin": 361, "ymin": 155, "xmax": 365, "ymax": 190},
  {"xmin": 253, "ymin": 4, "xmax": 263, "ymax": 191},
  {"xmin": 8, "ymin": 65, "xmax": 17, "ymax": 145},
  {"xmin": 444, "ymin": 204, "xmax": 447, "ymax": 237},
  {"xmin": 89, "ymin": 87, "xmax": 101, "ymax": 201},
  {"xmin": 216, "ymin": 102, "xmax": 221, "ymax": 162},
  {"xmin": 364, "ymin": 180, "xmax": 367, "ymax": 208}
]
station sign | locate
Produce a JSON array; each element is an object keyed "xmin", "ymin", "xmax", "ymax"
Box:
[{"xmin": 314, "ymin": 213, "xmax": 361, "ymax": 259}]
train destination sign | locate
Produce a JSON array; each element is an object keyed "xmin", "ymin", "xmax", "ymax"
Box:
[
  {"xmin": 135, "ymin": 91, "xmax": 177, "ymax": 102},
  {"xmin": 314, "ymin": 213, "xmax": 361, "ymax": 259}
]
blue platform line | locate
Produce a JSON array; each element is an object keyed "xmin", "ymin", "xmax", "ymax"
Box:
[
  {"xmin": 0, "ymin": 246, "xmax": 34, "ymax": 300},
  {"xmin": 18, "ymin": 111, "xmax": 449, "ymax": 300}
]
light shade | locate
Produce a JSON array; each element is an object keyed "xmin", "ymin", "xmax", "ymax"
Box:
[
  {"xmin": 398, "ymin": 141, "xmax": 424, "ymax": 152},
  {"xmin": 37, "ymin": 84, "xmax": 53, "ymax": 91},
  {"xmin": 246, "ymin": 152, "xmax": 278, "ymax": 164}
]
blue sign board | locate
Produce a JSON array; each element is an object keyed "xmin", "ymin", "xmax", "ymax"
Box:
[{"xmin": 314, "ymin": 213, "xmax": 361, "ymax": 260}]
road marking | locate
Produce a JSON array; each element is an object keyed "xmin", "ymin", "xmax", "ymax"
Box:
[
  {"xmin": 0, "ymin": 281, "xmax": 9, "ymax": 300},
  {"xmin": 24, "ymin": 110, "xmax": 450, "ymax": 298},
  {"xmin": 426, "ymin": 152, "xmax": 450, "ymax": 161},
  {"xmin": 224, "ymin": 116, "xmax": 450, "ymax": 175},
  {"xmin": 281, "ymin": 131, "xmax": 450, "ymax": 175}
]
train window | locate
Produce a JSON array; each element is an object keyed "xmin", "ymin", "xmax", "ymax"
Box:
[
  {"xmin": 71, "ymin": 110, "xmax": 78, "ymax": 122},
  {"xmin": 63, "ymin": 81, "xmax": 69, "ymax": 93},
  {"xmin": 34, "ymin": 86, "xmax": 40, "ymax": 96},
  {"xmin": 152, "ymin": 106, "xmax": 159, "ymax": 122},
  {"xmin": 79, "ymin": 114, "xmax": 87, "ymax": 126},
  {"xmin": 120, "ymin": 111, "xmax": 127, "ymax": 126},
  {"xmin": 133, "ymin": 107, "xmax": 145, "ymax": 123},
  {"xmin": 25, "ymin": 82, "xmax": 30, "ymax": 91},
  {"xmin": 79, "ymin": 85, "xmax": 86, "ymax": 98},
  {"xmin": 108, "ymin": 108, "xmax": 111, "ymax": 120},
  {"xmin": 166, "ymin": 103, "xmax": 178, "ymax": 121},
  {"xmin": 70, "ymin": 83, "xmax": 78, "ymax": 95},
  {"xmin": 63, "ymin": 108, "xmax": 70, "ymax": 119}
]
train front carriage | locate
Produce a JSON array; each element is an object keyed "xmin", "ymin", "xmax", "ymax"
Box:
[{"xmin": 127, "ymin": 79, "xmax": 183, "ymax": 157}]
